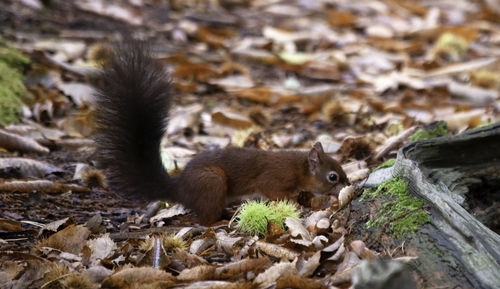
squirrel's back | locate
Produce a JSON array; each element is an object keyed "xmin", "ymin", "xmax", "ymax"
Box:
[{"xmin": 94, "ymin": 43, "xmax": 176, "ymax": 201}]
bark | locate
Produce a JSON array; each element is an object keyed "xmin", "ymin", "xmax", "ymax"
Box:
[{"xmin": 363, "ymin": 123, "xmax": 500, "ymax": 289}]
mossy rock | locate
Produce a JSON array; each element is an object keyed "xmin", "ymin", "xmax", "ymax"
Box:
[
  {"xmin": 0, "ymin": 39, "xmax": 29, "ymax": 126},
  {"xmin": 362, "ymin": 177, "xmax": 430, "ymax": 238},
  {"xmin": 0, "ymin": 61, "xmax": 26, "ymax": 98},
  {"xmin": 0, "ymin": 86, "xmax": 23, "ymax": 125},
  {"xmin": 410, "ymin": 121, "xmax": 450, "ymax": 141},
  {"xmin": 0, "ymin": 38, "xmax": 30, "ymax": 71},
  {"xmin": 374, "ymin": 158, "xmax": 395, "ymax": 171}
]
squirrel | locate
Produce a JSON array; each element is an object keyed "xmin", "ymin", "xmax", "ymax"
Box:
[{"xmin": 93, "ymin": 43, "xmax": 349, "ymax": 225}]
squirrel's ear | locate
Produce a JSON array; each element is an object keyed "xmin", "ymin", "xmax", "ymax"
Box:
[
  {"xmin": 308, "ymin": 145, "xmax": 321, "ymax": 174},
  {"xmin": 313, "ymin": 142, "xmax": 324, "ymax": 153}
]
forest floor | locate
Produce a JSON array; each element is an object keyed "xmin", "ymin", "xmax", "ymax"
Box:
[{"xmin": 0, "ymin": 0, "xmax": 499, "ymax": 288}]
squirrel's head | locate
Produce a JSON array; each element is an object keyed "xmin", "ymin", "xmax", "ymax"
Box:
[{"xmin": 304, "ymin": 142, "xmax": 349, "ymax": 195}]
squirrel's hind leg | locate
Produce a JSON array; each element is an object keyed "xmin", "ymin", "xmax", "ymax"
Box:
[{"xmin": 181, "ymin": 166, "xmax": 227, "ymax": 225}]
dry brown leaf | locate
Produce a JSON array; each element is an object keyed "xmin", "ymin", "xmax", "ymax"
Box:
[
  {"xmin": 337, "ymin": 251, "xmax": 361, "ymax": 272},
  {"xmin": 149, "ymin": 204, "xmax": 190, "ymax": 224},
  {"xmin": 338, "ymin": 136, "xmax": 374, "ymax": 161},
  {"xmin": 237, "ymin": 235, "xmax": 259, "ymax": 260},
  {"xmin": 177, "ymin": 265, "xmax": 216, "ymax": 282},
  {"xmin": 298, "ymin": 251, "xmax": 321, "ymax": 278},
  {"xmin": 75, "ymin": 0, "xmax": 142, "ymax": 26},
  {"xmin": 39, "ymin": 217, "xmax": 75, "ymax": 237},
  {"xmin": 444, "ymin": 109, "xmax": 486, "ymax": 131},
  {"xmin": 350, "ymin": 240, "xmax": 378, "ymax": 260},
  {"xmin": 10, "ymin": 260, "xmax": 50, "ymax": 289},
  {"xmin": 172, "ymin": 249, "xmax": 208, "ymax": 269},
  {"xmin": 366, "ymin": 24, "xmax": 394, "ymax": 38},
  {"xmin": 329, "ymin": 265, "xmax": 357, "ymax": 286},
  {"xmin": 211, "ymin": 111, "xmax": 254, "ymax": 129},
  {"xmin": 276, "ymin": 273, "xmax": 327, "ymax": 289},
  {"xmin": 298, "ymin": 62, "xmax": 341, "ymax": 81},
  {"xmin": 323, "ymin": 235, "xmax": 345, "ymax": 253},
  {"xmin": 424, "ymin": 57, "xmax": 497, "ymax": 77},
  {"xmin": 327, "ymin": 9, "xmax": 357, "ymax": 27},
  {"xmin": 216, "ymin": 231, "xmax": 243, "ymax": 255},
  {"xmin": 214, "ymin": 258, "xmax": 269, "ymax": 279},
  {"xmin": 338, "ymin": 185, "xmax": 356, "ymax": 209},
  {"xmin": 289, "ymin": 238, "xmax": 313, "ymax": 248},
  {"xmin": 87, "ymin": 234, "xmax": 116, "ymax": 265},
  {"xmin": 285, "ymin": 217, "xmax": 311, "ymax": 241},
  {"xmin": 0, "ymin": 157, "xmax": 62, "ymax": 178},
  {"xmin": 0, "ymin": 180, "xmax": 90, "ymax": 194},
  {"xmin": 198, "ymin": 26, "xmax": 236, "ymax": 47},
  {"xmin": 305, "ymin": 209, "xmax": 332, "ymax": 232},
  {"xmin": 209, "ymin": 75, "xmax": 255, "ymax": 90},
  {"xmin": 312, "ymin": 235, "xmax": 329, "ymax": 250},
  {"xmin": 82, "ymin": 265, "xmax": 114, "ymax": 284},
  {"xmin": 231, "ymin": 48, "xmax": 279, "ymax": 64},
  {"xmin": 173, "ymin": 63, "xmax": 219, "ymax": 81},
  {"xmin": 234, "ymin": 87, "xmax": 275, "ymax": 104},
  {"xmin": 299, "ymin": 94, "xmax": 330, "ymax": 114},
  {"xmin": 393, "ymin": 256, "xmax": 419, "ymax": 263},
  {"xmin": 190, "ymin": 230, "xmax": 217, "ymax": 255},
  {"xmin": 254, "ymin": 259, "xmax": 298, "ymax": 288},
  {"xmin": 0, "ymin": 129, "xmax": 49, "ymax": 154},
  {"xmin": 256, "ymin": 241, "xmax": 300, "ymax": 261},
  {"xmin": 448, "ymin": 81, "xmax": 498, "ymax": 104},
  {"xmin": 326, "ymin": 243, "xmax": 346, "ymax": 262},
  {"xmin": 219, "ymin": 61, "xmax": 250, "ymax": 77},
  {"xmin": 347, "ymin": 168, "xmax": 370, "ymax": 183},
  {"xmin": 39, "ymin": 247, "xmax": 82, "ymax": 263},
  {"xmin": 262, "ymin": 26, "xmax": 305, "ymax": 43},
  {"xmin": 368, "ymin": 38, "xmax": 423, "ymax": 54},
  {"xmin": 180, "ymin": 281, "xmax": 254, "ymax": 289},
  {"xmin": 322, "ymin": 100, "xmax": 357, "ymax": 125},
  {"xmin": 0, "ymin": 219, "xmax": 22, "ymax": 231},
  {"xmin": 166, "ymin": 103, "xmax": 204, "ymax": 135},
  {"xmin": 374, "ymin": 126, "xmax": 417, "ymax": 160},
  {"xmin": 39, "ymin": 224, "xmax": 90, "ymax": 254},
  {"xmin": 315, "ymin": 218, "xmax": 330, "ymax": 233},
  {"xmin": 265, "ymin": 220, "xmax": 287, "ymax": 242},
  {"xmin": 101, "ymin": 266, "xmax": 175, "ymax": 289},
  {"xmin": 58, "ymin": 82, "xmax": 96, "ymax": 108}
]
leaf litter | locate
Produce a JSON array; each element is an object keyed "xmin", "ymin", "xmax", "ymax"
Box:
[{"xmin": 0, "ymin": 0, "xmax": 499, "ymax": 288}]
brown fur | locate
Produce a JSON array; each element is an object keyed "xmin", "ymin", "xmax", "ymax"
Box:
[
  {"xmin": 94, "ymin": 43, "xmax": 348, "ymax": 225},
  {"xmin": 173, "ymin": 146, "xmax": 348, "ymax": 224}
]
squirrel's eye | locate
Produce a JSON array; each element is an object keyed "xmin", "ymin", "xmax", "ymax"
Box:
[{"xmin": 328, "ymin": 172, "xmax": 338, "ymax": 182}]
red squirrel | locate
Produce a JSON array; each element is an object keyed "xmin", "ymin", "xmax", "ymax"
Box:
[{"xmin": 93, "ymin": 43, "xmax": 348, "ymax": 225}]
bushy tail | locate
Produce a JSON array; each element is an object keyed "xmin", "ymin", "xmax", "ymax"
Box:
[{"xmin": 93, "ymin": 42, "xmax": 174, "ymax": 201}]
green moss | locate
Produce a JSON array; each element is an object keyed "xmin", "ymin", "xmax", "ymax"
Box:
[
  {"xmin": 374, "ymin": 158, "xmax": 396, "ymax": 171},
  {"xmin": 476, "ymin": 121, "xmax": 498, "ymax": 128},
  {"xmin": 236, "ymin": 200, "xmax": 301, "ymax": 236},
  {"xmin": 0, "ymin": 86, "xmax": 23, "ymax": 125},
  {"xmin": 411, "ymin": 121, "xmax": 450, "ymax": 141},
  {"xmin": 0, "ymin": 39, "xmax": 30, "ymax": 126},
  {"xmin": 362, "ymin": 177, "xmax": 430, "ymax": 238},
  {"xmin": 0, "ymin": 61, "xmax": 26, "ymax": 97},
  {"xmin": 0, "ymin": 43, "xmax": 30, "ymax": 71}
]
